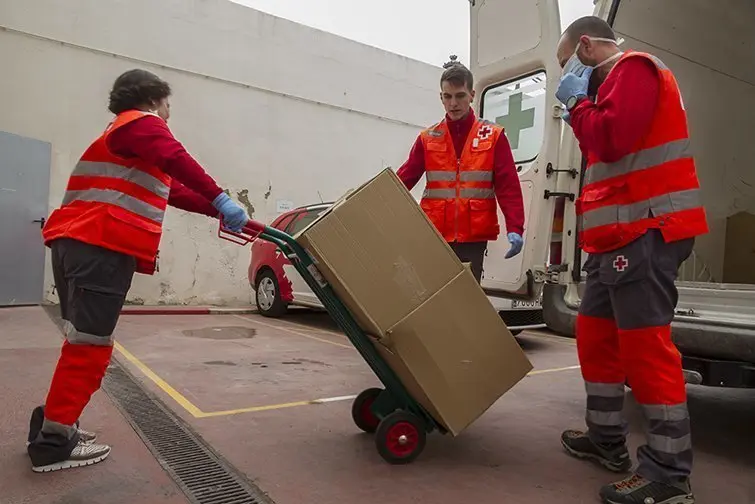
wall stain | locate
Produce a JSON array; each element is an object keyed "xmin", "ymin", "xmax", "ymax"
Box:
[
  {"xmin": 264, "ymin": 182, "xmax": 272, "ymax": 200},
  {"xmin": 158, "ymin": 282, "xmax": 175, "ymax": 305},
  {"xmin": 236, "ymin": 189, "xmax": 255, "ymax": 217},
  {"xmin": 190, "ymin": 250, "xmax": 199, "ymax": 290}
]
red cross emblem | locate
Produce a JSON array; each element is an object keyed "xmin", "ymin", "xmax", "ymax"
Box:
[
  {"xmin": 477, "ymin": 125, "xmax": 493, "ymax": 140},
  {"xmin": 613, "ymin": 255, "xmax": 629, "ymax": 272}
]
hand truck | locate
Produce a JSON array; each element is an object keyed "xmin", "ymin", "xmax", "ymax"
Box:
[{"xmin": 220, "ymin": 221, "xmax": 445, "ymax": 464}]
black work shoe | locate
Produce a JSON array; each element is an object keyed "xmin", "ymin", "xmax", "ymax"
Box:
[
  {"xmin": 600, "ymin": 473, "xmax": 695, "ymax": 504},
  {"xmin": 561, "ymin": 429, "xmax": 632, "ymax": 473}
]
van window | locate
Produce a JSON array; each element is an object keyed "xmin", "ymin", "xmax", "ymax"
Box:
[{"xmin": 480, "ymin": 71, "xmax": 547, "ymax": 164}]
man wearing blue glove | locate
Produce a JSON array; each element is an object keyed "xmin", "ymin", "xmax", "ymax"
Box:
[
  {"xmin": 397, "ymin": 58, "xmax": 525, "ymax": 283},
  {"xmin": 29, "ymin": 69, "xmax": 250, "ymax": 473},
  {"xmin": 554, "ymin": 16, "xmax": 708, "ymax": 504}
]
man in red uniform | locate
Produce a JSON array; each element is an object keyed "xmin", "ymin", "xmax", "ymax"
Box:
[
  {"xmin": 26, "ymin": 69, "xmax": 250, "ymax": 472},
  {"xmin": 554, "ymin": 16, "xmax": 708, "ymax": 504},
  {"xmin": 397, "ymin": 59, "xmax": 525, "ymax": 283}
]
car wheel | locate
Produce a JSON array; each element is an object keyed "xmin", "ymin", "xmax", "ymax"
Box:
[{"xmin": 255, "ymin": 269, "xmax": 288, "ymax": 317}]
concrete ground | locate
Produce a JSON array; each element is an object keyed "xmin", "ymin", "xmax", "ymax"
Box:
[
  {"xmin": 0, "ymin": 306, "xmax": 189, "ymax": 504},
  {"xmin": 2, "ymin": 306, "xmax": 754, "ymax": 503}
]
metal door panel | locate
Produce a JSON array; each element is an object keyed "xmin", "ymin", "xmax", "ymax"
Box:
[{"xmin": 0, "ymin": 131, "xmax": 52, "ymax": 305}]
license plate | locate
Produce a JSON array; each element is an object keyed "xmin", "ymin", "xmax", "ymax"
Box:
[{"xmin": 511, "ymin": 299, "xmax": 542, "ymax": 309}]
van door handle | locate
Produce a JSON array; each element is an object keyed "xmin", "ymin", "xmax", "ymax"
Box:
[{"xmin": 32, "ymin": 217, "xmax": 46, "ymax": 229}]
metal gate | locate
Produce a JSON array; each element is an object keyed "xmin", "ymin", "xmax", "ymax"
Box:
[{"xmin": 0, "ymin": 131, "xmax": 52, "ymax": 306}]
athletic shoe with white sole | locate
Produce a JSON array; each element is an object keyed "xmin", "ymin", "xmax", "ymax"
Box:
[{"xmin": 31, "ymin": 440, "xmax": 111, "ymax": 473}]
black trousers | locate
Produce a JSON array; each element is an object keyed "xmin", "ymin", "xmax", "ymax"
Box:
[
  {"xmin": 51, "ymin": 238, "xmax": 136, "ymax": 343},
  {"xmin": 449, "ymin": 241, "xmax": 487, "ymax": 283}
]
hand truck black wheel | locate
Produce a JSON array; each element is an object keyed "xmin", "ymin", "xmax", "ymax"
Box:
[
  {"xmin": 375, "ymin": 410, "xmax": 426, "ymax": 464},
  {"xmin": 351, "ymin": 388, "xmax": 383, "ymax": 433}
]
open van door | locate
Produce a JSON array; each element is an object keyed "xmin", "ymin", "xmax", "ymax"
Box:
[{"xmin": 472, "ymin": 0, "xmax": 565, "ymax": 301}]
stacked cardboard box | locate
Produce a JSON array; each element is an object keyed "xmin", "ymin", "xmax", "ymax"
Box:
[{"xmin": 295, "ymin": 168, "xmax": 533, "ymax": 436}]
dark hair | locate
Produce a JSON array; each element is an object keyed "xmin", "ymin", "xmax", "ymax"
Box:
[
  {"xmin": 440, "ymin": 56, "xmax": 474, "ymax": 91},
  {"xmin": 564, "ymin": 16, "xmax": 616, "ymax": 45},
  {"xmin": 108, "ymin": 69, "xmax": 172, "ymax": 115}
]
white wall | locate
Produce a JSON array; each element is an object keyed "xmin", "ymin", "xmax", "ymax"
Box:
[{"xmin": 0, "ymin": 0, "xmax": 442, "ymax": 305}]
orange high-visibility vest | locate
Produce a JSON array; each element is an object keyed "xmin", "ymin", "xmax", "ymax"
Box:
[
  {"xmin": 42, "ymin": 110, "xmax": 172, "ymax": 274},
  {"xmin": 576, "ymin": 51, "xmax": 709, "ymax": 253},
  {"xmin": 419, "ymin": 117, "xmax": 502, "ymax": 243}
]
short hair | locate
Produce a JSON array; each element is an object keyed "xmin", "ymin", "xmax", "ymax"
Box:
[
  {"xmin": 108, "ymin": 69, "xmax": 172, "ymax": 115},
  {"xmin": 563, "ymin": 16, "xmax": 616, "ymax": 46},
  {"xmin": 440, "ymin": 60, "xmax": 474, "ymax": 92}
]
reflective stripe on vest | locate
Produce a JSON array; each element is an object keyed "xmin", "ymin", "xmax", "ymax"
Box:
[
  {"xmin": 422, "ymin": 187, "xmax": 496, "ymax": 199},
  {"xmin": 63, "ymin": 160, "xmax": 168, "ymax": 224},
  {"xmin": 423, "ymin": 167, "xmax": 496, "ymax": 199},
  {"xmin": 579, "ymin": 188, "xmax": 701, "ymax": 232},
  {"xmin": 71, "ymin": 160, "xmax": 171, "ymax": 199},
  {"xmin": 425, "ymin": 171, "xmax": 494, "ymax": 182},
  {"xmin": 584, "ymin": 139, "xmax": 692, "ymax": 187}
]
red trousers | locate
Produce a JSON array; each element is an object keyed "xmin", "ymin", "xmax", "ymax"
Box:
[{"xmin": 576, "ymin": 230, "xmax": 694, "ymax": 484}]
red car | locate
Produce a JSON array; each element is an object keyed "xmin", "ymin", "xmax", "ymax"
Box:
[{"xmin": 248, "ymin": 203, "xmax": 332, "ymax": 317}]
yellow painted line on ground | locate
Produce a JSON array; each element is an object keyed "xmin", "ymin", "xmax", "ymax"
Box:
[
  {"xmin": 233, "ymin": 314, "xmax": 353, "ymax": 349},
  {"xmin": 267, "ymin": 314, "xmax": 348, "ymax": 339},
  {"xmin": 113, "ymin": 342, "xmax": 205, "ymax": 418},
  {"xmin": 527, "ymin": 364, "xmax": 581, "ymax": 376},
  {"xmin": 199, "ymin": 394, "xmax": 359, "ymax": 418}
]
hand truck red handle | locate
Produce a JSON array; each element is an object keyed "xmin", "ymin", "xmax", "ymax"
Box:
[{"xmin": 217, "ymin": 219, "xmax": 266, "ymax": 246}]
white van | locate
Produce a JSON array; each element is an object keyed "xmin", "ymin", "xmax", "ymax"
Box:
[{"xmin": 470, "ymin": 0, "xmax": 755, "ymax": 388}]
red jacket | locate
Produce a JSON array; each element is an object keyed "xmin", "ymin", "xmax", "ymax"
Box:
[
  {"xmin": 396, "ymin": 109, "xmax": 525, "ymax": 237},
  {"xmin": 107, "ymin": 115, "xmax": 222, "ymax": 217}
]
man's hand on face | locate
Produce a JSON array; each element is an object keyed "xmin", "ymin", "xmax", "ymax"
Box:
[{"xmin": 556, "ymin": 66, "xmax": 594, "ymax": 107}]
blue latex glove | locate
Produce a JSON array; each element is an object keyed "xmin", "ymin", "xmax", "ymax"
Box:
[
  {"xmin": 212, "ymin": 192, "xmax": 250, "ymax": 232},
  {"xmin": 505, "ymin": 232, "xmax": 523, "ymax": 259},
  {"xmin": 555, "ymin": 66, "xmax": 593, "ymax": 107}
]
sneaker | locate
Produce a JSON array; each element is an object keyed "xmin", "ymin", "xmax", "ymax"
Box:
[
  {"xmin": 561, "ymin": 429, "xmax": 632, "ymax": 473},
  {"xmin": 31, "ymin": 440, "xmax": 111, "ymax": 473},
  {"xmin": 600, "ymin": 473, "xmax": 695, "ymax": 504}
]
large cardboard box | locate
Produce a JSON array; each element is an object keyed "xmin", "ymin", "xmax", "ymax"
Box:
[
  {"xmin": 295, "ymin": 168, "xmax": 464, "ymax": 335},
  {"xmin": 295, "ymin": 168, "xmax": 533, "ymax": 436}
]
